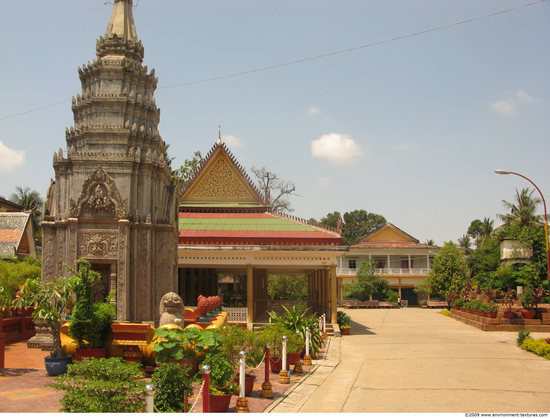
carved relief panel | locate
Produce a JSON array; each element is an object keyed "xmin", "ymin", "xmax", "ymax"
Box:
[{"xmin": 78, "ymin": 229, "xmax": 119, "ymax": 259}]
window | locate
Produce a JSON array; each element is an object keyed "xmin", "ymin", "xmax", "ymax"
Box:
[{"xmin": 348, "ymin": 260, "xmax": 357, "ymax": 269}]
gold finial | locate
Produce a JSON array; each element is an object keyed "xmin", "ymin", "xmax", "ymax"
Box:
[{"xmin": 218, "ymin": 125, "xmax": 222, "ymax": 145}]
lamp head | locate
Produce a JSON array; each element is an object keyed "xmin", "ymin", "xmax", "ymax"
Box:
[{"xmin": 495, "ymin": 169, "xmax": 511, "ymax": 175}]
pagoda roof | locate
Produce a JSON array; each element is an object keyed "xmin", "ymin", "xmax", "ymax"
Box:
[
  {"xmin": 0, "ymin": 212, "xmax": 32, "ymax": 258},
  {"xmin": 179, "ymin": 212, "xmax": 342, "ymax": 246}
]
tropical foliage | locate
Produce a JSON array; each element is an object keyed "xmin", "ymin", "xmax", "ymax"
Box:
[
  {"xmin": 498, "ymin": 188, "xmax": 543, "ymax": 229},
  {"xmin": 151, "ymin": 362, "xmax": 193, "ymax": 412},
  {"xmin": 47, "ymin": 358, "xmax": 146, "ymax": 412},
  {"xmin": 268, "ymin": 274, "xmax": 307, "ymax": 300},
  {"xmin": 0, "ymin": 256, "xmax": 41, "ymax": 297}
]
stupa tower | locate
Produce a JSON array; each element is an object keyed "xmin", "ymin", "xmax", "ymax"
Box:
[{"xmin": 42, "ymin": 0, "xmax": 178, "ymax": 322}]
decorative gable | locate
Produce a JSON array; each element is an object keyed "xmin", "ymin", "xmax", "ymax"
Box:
[
  {"xmin": 362, "ymin": 223, "xmax": 418, "ymax": 243},
  {"xmin": 181, "ymin": 143, "xmax": 265, "ymax": 205}
]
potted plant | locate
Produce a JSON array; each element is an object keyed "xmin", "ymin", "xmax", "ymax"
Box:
[
  {"xmin": 12, "ymin": 275, "xmax": 77, "ymax": 375},
  {"xmin": 519, "ymin": 287, "xmax": 536, "ymax": 319},
  {"xmin": 502, "ymin": 290, "xmax": 517, "ymax": 319},
  {"xmin": 260, "ymin": 323, "xmax": 302, "ymax": 372},
  {"xmin": 201, "ymin": 352, "xmax": 238, "ymax": 412},
  {"xmin": 486, "ymin": 302, "xmax": 499, "ymax": 318},
  {"xmin": 68, "ymin": 259, "xmax": 115, "ymax": 360},
  {"xmin": 453, "ymin": 298, "xmax": 464, "ymax": 311},
  {"xmin": 337, "ymin": 311, "xmax": 351, "ymax": 335},
  {"xmin": 479, "ymin": 303, "xmax": 489, "ymax": 317},
  {"xmin": 153, "ymin": 325, "xmax": 202, "ymax": 377}
]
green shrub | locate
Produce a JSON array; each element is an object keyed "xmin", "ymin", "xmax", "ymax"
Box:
[
  {"xmin": 219, "ymin": 325, "xmax": 264, "ymax": 366},
  {"xmin": 521, "ymin": 338, "xmax": 550, "ymax": 360},
  {"xmin": 0, "ymin": 257, "xmax": 41, "ymax": 298},
  {"xmin": 201, "ymin": 353, "xmax": 238, "ymax": 395},
  {"xmin": 337, "ymin": 311, "xmax": 351, "ymax": 327},
  {"xmin": 151, "ymin": 362, "xmax": 193, "ymax": 412},
  {"xmin": 517, "ymin": 329, "xmax": 532, "ymax": 347},
  {"xmin": 47, "ymin": 357, "xmax": 146, "ymax": 412},
  {"xmin": 453, "ymin": 298, "xmax": 464, "ymax": 307}
]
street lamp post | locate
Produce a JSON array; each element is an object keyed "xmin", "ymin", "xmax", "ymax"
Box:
[{"xmin": 495, "ymin": 169, "xmax": 550, "ymax": 293}]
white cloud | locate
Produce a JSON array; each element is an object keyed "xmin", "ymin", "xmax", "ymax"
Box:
[
  {"xmin": 0, "ymin": 141, "xmax": 25, "ymax": 173},
  {"xmin": 311, "ymin": 133, "xmax": 367, "ymax": 166},
  {"xmin": 392, "ymin": 143, "xmax": 418, "ymax": 152},
  {"xmin": 222, "ymin": 134, "xmax": 243, "ymax": 147},
  {"xmin": 308, "ymin": 106, "xmax": 321, "ymax": 115},
  {"xmin": 491, "ymin": 90, "xmax": 538, "ymax": 117},
  {"xmin": 316, "ymin": 177, "xmax": 331, "ymax": 188},
  {"xmin": 492, "ymin": 98, "xmax": 517, "ymax": 117}
]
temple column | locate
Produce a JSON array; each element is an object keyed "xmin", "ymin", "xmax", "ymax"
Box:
[{"xmin": 247, "ymin": 265, "xmax": 254, "ymax": 324}]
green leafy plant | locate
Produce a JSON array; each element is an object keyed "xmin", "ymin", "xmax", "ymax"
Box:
[
  {"xmin": 46, "ymin": 357, "xmax": 146, "ymax": 412},
  {"xmin": 266, "ymin": 303, "xmax": 322, "ymax": 355},
  {"xmin": 453, "ymin": 298, "xmax": 464, "ymax": 308},
  {"xmin": 151, "ymin": 362, "xmax": 193, "ymax": 412},
  {"xmin": 519, "ymin": 287, "xmax": 535, "ymax": 310},
  {"xmin": 13, "ymin": 275, "xmax": 76, "ymax": 358},
  {"xmin": 69, "ymin": 259, "xmax": 114, "ymax": 349},
  {"xmin": 337, "ymin": 311, "xmax": 351, "ymax": 327},
  {"xmin": 201, "ymin": 352, "xmax": 238, "ymax": 395},
  {"xmin": 517, "ymin": 329, "xmax": 532, "ymax": 347},
  {"xmin": 260, "ymin": 322, "xmax": 304, "ymax": 358},
  {"xmin": 153, "ymin": 326, "xmax": 222, "ymax": 364},
  {"xmin": 219, "ymin": 325, "xmax": 265, "ymax": 366},
  {"xmin": 487, "ymin": 301, "xmax": 499, "ymax": 313},
  {"xmin": 479, "ymin": 303, "xmax": 489, "ymax": 312}
]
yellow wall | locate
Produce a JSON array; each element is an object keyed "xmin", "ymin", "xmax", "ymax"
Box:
[{"xmin": 368, "ymin": 226, "xmax": 411, "ymax": 242}]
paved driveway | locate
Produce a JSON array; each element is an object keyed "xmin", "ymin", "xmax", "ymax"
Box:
[{"xmin": 298, "ymin": 308, "xmax": 550, "ymax": 413}]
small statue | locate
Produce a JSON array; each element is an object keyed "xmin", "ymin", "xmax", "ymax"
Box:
[{"xmin": 159, "ymin": 292, "xmax": 185, "ymax": 326}]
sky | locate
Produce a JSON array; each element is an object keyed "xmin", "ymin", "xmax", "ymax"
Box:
[{"xmin": 0, "ymin": 0, "xmax": 549, "ymax": 247}]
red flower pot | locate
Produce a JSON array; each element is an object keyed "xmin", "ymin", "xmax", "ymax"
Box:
[
  {"xmin": 521, "ymin": 310, "xmax": 536, "ymax": 319},
  {"xmin": 487, "ymin": 312, "xmax": 497, "ymax": 318},
  {"xmin": 208, "ymin": 393, "xmax": 232, "ymax": 412},
  {"xmin": 341, "ymin": 327, "xmax": 351, "ymax": 335},
  {"xmin": 503, "ymin": 311, "xmax": 514, "ymax": 319},
  {"xmin": 233, "ymin": 374, "xmax": 256, "ymax": 396}
]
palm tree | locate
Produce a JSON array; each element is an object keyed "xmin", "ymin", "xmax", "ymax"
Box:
[
  {"xmin": 498, "ymin": 188, "xmax": 543, "ymax": 229},
  {"xmin": 458, "ymin": 234, "xmax": 471, "ymax": 249},
  {"xmin": 424, "ymin": 239, "xmax": 435, "ymax": 246},
  {"xmin": 477, "ymin": 218, "xmax": 494, "ymax": 247},
  {"xmin": 10, "ymin": 186, "xmax": 43, "ymax": 239}
]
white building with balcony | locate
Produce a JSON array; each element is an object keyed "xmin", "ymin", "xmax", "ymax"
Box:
[{"xmin": 336, "ymin": 223, "xmax": 440, "ymax": 306}]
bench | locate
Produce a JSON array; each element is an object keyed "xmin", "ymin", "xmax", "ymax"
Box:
[{"xmin": 427, "ymin": 301, "xmax": 449, "ymax": 309}]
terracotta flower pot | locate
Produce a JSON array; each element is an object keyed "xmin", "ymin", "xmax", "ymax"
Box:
[
  {"xmin": 209, "ymin": 393, "xmax": 232, "ymax": 412},
  {"xmin": 503, "ymin": 311, "xmax": 514, "ymax": 319},
  {"xmin": 233, "ymin": 374, "xmax": 256, "ymax": 396},
  {"xmin": 487, "ymin": 312, "xmax": 497, "ymax": 318},
  {"xmin": 341, "ymin": 327, "xmax": 351, "ymax": 335},
  {"xmin": 270, "ymin": 356, "xmax": 283, "ymax": 372},
  {"xmin": 521, "ymin": 310, "xmax": 536, "ymax": 319}
]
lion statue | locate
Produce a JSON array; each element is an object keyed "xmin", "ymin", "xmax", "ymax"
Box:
[{"xmin": 158, "ymin": 292, "xmax": 185, "ymax": 327}]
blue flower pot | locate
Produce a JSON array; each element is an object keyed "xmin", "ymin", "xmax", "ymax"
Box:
[{"xmin": 44, "ymin": 355, "xmax": 72, "ymax": 376}]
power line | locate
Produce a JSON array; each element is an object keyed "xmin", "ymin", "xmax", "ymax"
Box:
[{"xmin": 0, "ymin": 0, "xmax": 545, "ymax": 121}]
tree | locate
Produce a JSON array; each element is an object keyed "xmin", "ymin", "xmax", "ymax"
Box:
[
  {"xmin": 10, "ymin": 186, "xmax": 43, "ymax": 239},
  {"xmin": 319, "ymin": 211, "xmax": 340, "ymax": 229},
  {"xmin": 0, "ymin": 256, "xmax": 41, "ymax": 297},
  {"xmin": 425, "ymin": 241, "xmax": 469, "ymax": 297},
  {"xmin": 268, "ymin": 275, "xmax": 308, "ymax": 300},
  {"xmin": 467, "ymin": 218, "xmax": 494, "ymax": 248},
  {"xmin": 344, "ymin": 260, "xmax": 378, "ymax": 301},
  {"xmin": 171, "ymin": 151, "xmax": 205, "ymax": 191},
  {"xmin": 342, "ymin": 210, "xmax": 386, "ymax": 245},
  {"xmin": 457, "ymin": 234, "xmax": 471, "ymax": 249},
  {"xmin": 250, "ymin": 166, "xmax": 298, "ymax": 214},
  {"xmin": 424, "ymin": 239, "xmax": 435, "ymax": 246},
  {"xmin": 498, "ymin": 188, "xmax": 543, "ymax": 229}
]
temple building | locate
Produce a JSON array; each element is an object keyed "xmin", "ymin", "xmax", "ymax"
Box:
[
  {"xmin": 42, "ymin": 0, "xmax": 178, "ymax": 322},
  {"xmin": 177, "ymin": 140, "xmax": 347, "ymax": 324},
  {"xmin": 41, "ymin": 0, "xmax": 346, "ymax": 325}
]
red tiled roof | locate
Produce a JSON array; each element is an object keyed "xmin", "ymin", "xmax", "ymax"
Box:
[{"xmin": 351, "ymin": 240, "xmax": 438, "ymax": 250}]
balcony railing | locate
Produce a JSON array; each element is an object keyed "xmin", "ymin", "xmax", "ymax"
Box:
[{"xmin": 337, "ymin": 267, "xmax": 431, "ymax": 276}]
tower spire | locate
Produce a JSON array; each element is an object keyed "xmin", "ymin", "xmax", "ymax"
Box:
[{"xmin": 105, "ymin": 0, "xmax": 137, "ymax": 40}]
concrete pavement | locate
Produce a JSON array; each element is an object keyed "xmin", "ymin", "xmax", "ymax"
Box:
[{"xmin": 269, "ymin": 308, "xmax": 550, "ymax": 413}]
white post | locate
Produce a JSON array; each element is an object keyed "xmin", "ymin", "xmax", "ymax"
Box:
[
  {"xmin": 322, "ymin": 314, "xmax": 326, "ymax": 333},
  {"xmin": 282, "ymin": 336, "xmax": 287, "ymax": 371},
  {"xmin": 239, "ymin": 351, "xmax": 246, "ymax": 398},
  {"xmin": 305, "ymin": 327, "xmax": 310, "ymax": 356},
  {"xmin": 145, "ymin": 384, "xmax": 155, "ymax": 413}
]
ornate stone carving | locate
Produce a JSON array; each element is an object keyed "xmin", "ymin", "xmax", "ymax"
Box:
[
  {"xmin": 78, "ymin": 230, "xmax": 118, "ymax": 258},
  {"xmin": 190, "ymin": 159, "xmax": 253, "ymax": 200},
  {"xmin": 69, "ymin": 166, "xmax": 128, "ymax": 219}
]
